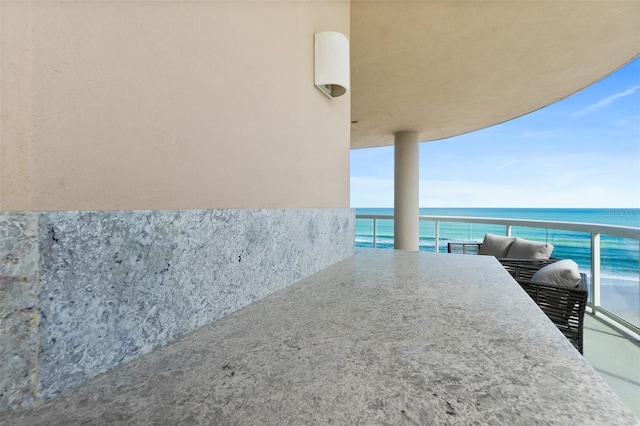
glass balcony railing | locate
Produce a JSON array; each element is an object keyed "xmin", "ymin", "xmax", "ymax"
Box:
[{"xmin": 355, "ymin": 214, "xmax": 640, "ymax": 338}]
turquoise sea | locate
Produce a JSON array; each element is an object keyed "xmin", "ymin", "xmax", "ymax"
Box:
[{"xmin": 355, "ymin": 208, "xmax": 640, "ymax": 326}]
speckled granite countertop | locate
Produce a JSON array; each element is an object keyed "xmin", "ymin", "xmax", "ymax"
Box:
[{"xmin": 2, "ymin": 249, "xmax": 638, "ymax": 425}]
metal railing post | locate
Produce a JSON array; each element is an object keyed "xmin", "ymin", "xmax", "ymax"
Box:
[
  {"xmin": 506, "ymin": 224, "xmax": 512, "ymax": 237},
  {"xmin": 372, "ymin": 218, "xmax": 377, "ymax": 248},
  {"xmin": 591, "ymin": 233, "xmax": 601, "ymax": 308},
  {"xmin": 435, "ymin": 220, "xmax": 440, "ymax": 253}
]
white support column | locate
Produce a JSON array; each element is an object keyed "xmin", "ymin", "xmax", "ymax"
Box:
[{"xmin": 394, "ymin": 130, "xmax": 419, "ymax": 251}]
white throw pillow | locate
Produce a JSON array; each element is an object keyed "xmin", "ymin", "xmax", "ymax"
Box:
[
  {"xmin": 531, "ymin": 259, "xmax": 582, "ymax": 288},
  {"xmin": 506, "ymin": 237, "xmax": 554, "ymax": 259},
  {"xmin": 478, "ymin": 233, "xmax": 515, "ymax": 258}
]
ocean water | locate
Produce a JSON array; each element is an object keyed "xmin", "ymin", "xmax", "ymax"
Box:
[{"xmin": 355, "ymin": 208, "xmax": 640, "ymax": 326}]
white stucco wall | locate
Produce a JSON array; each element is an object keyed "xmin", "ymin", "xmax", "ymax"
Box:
[{"xmin": 0, "ymin": 1, "xmax": 351, "ymax": 210}]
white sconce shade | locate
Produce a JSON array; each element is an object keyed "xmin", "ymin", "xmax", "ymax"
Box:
[{"xmin": 314, "ymin": 31, "xmax": 350, "ymax": 99}]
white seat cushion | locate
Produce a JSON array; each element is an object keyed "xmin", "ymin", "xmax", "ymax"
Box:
[
  {"xmin": 506, "ymin": 237, "xmax": 554, "ymax": 259},
  {"xmin": 532, "ymin": 259, "xmax": 582, "ymax": 288},
  {"xmin": 478, "ymin": 233, "xmax": 515, "ymax": 258}
]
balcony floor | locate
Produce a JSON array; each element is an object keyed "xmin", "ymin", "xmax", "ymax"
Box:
[{"xmin": 584, "ymin": 314, "xmax": 640, "ymax": 418}]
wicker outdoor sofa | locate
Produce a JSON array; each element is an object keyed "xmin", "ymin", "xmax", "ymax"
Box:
[{"xmin": 448, "ymin": 240, "xmax": 588, "ymax": 354}]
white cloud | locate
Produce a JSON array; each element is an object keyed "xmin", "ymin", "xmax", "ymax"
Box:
[{"xmin": 574, "ymin": 85, "xmax": 640, "ymax": 117}]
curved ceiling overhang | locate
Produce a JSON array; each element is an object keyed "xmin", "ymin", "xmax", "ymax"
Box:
[{"xmin": 350, "ymin": 1, "xmax": 640, "ymax": 149}]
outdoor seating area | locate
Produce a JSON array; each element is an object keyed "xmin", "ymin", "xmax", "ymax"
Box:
[{"xmin": 448, "ymin": 234, "xmax": 589, "ymax": 353}]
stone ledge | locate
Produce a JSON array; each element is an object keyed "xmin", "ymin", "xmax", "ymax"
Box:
[
  {"xmin": 0, "ymin": 208, "xmax": 354, "ymax": 412},
  {"xmin": 2, "ymin": 249, "xmax": 637, "ymax": 425}
]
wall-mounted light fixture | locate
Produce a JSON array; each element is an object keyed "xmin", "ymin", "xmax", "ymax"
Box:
[{"xmin": 314, "ymin": 31, "xmax": 350, "ymax": 99}]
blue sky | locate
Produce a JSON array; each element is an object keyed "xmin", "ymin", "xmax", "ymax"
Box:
[{"xmin": 350, "ymin": 57, "xmax": 640, "ymax": 208}]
